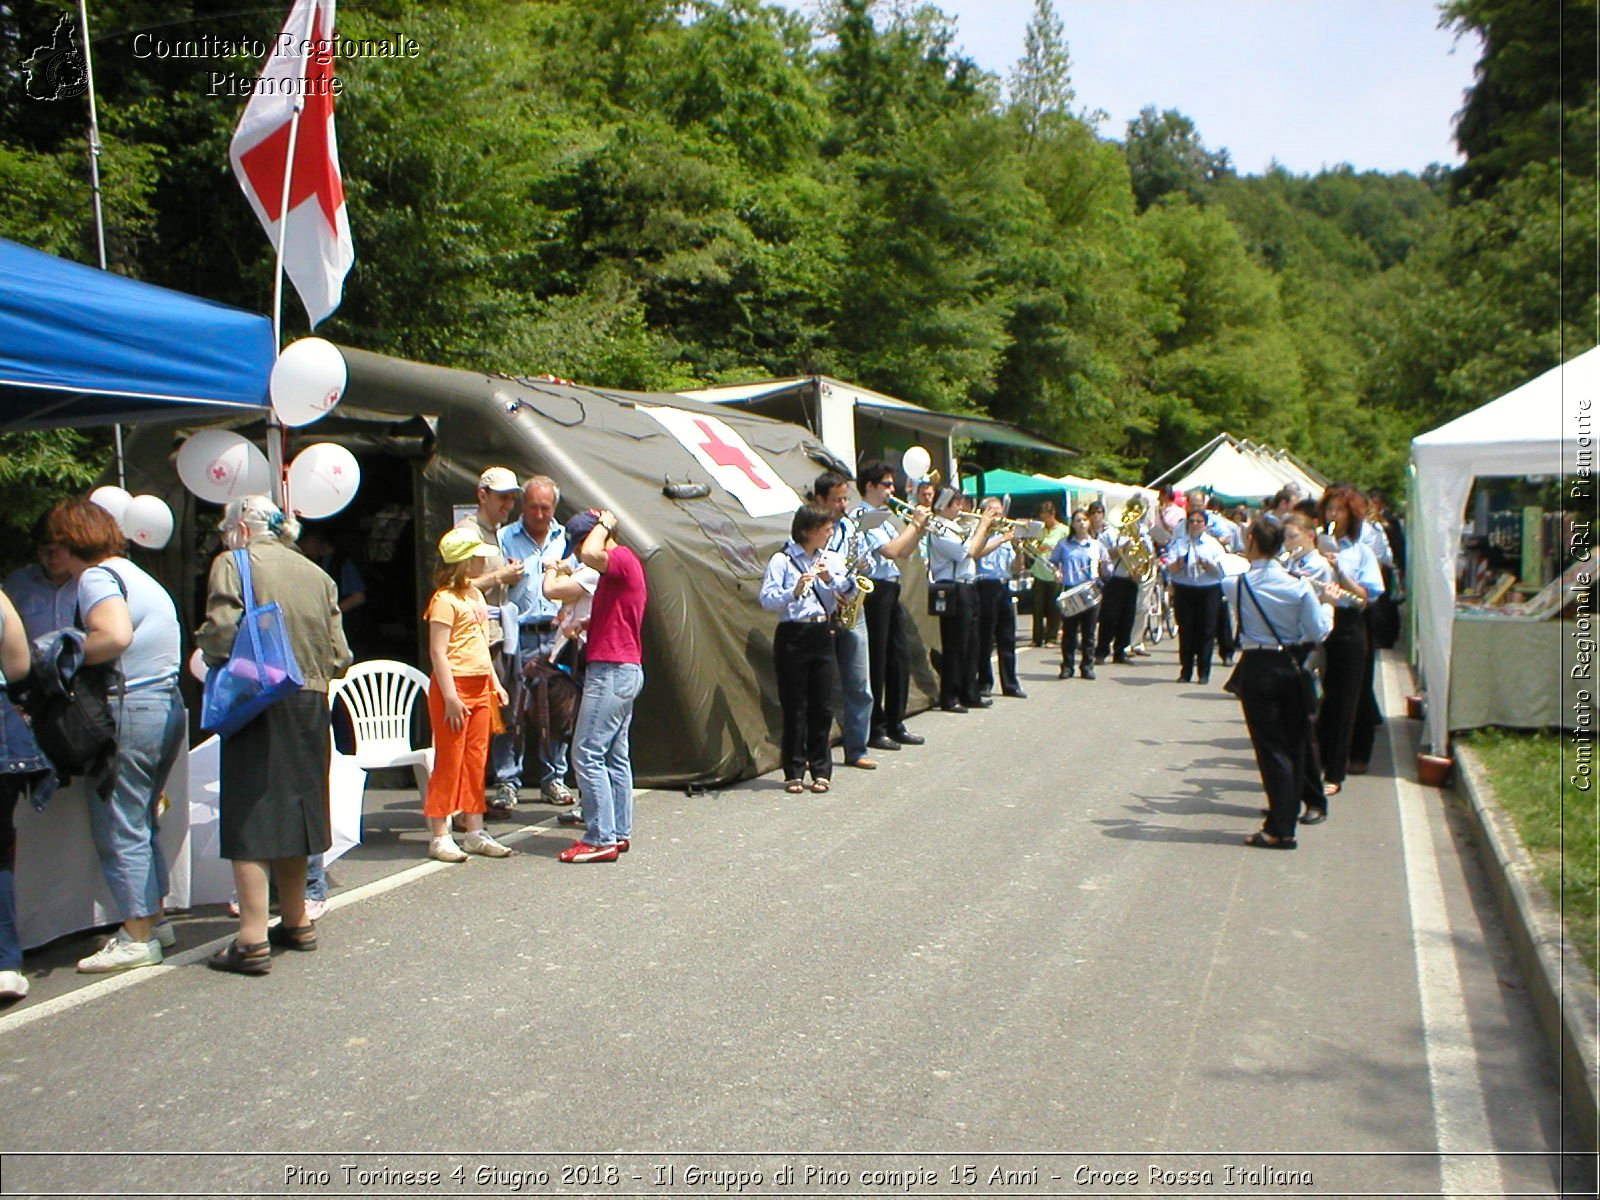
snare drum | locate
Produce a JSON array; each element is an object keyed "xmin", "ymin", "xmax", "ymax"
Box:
[{"xmin": 1055, "ymin": 580, "xmax": 1102, "ymax": 618}]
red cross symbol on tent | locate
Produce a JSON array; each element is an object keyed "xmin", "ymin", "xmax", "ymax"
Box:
[{"xmin": 693, "ymin": 419, "xmax": 769, "ymax": 490}]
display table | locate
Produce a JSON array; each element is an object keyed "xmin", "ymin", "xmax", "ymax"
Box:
[
  {"xmin": 13, "ymin": 732, "xmax": 368, "ymax": 951},
  {"xmin": 1448, "ymin": 614, "xmax": 1586, "ymax": 734}
]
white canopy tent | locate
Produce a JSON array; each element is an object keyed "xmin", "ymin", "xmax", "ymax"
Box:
[
  {"xmin": 1149, "ymin": 432, "xmax": 1325, "ymax": 504},
  {"xmin": 1410, "ymin": 347, "xmax": 1599, "ymax": 755}
]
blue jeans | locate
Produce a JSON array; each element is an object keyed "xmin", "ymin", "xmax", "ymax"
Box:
[
  {"xmin": 306, "ymin": 854, "xmax": 327, "ymax": 902},
  {"xmin": 1, "ymin": 690, "xmax": 55, "ymax": 971},
  {"xmin": 832, "ymin": 618, "xmax": 872, "ymax": 760},
  {"xmin": 89, "ymin": 685, "xmax": 184, "ymax": 922},
  {"xmin": 573, "ymin": 661, "xmax": 643, "ymax": 847},
  {"xmin": 490, "ymin": 629, "xmax": 569, "ymax": 788}
]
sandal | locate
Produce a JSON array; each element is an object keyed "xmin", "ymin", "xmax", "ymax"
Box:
[
  {"xmin": 207, "ymin": 939, "xmax": 271, "ymax": 975},
  {"xmin": 1323, "ymin": 781, "xmax": 1342, "ymax": 797},
  {"xmin": 784, "ymin": 779, "xmax": 806, "ymax": 794},
  {"xmin": 267, "ymin": 923, "xmax": 318, "ymax": 952},
  {"xmin": 1244, "ymin": 830, "xmax": 1297, "ymax": 850},
  {"xmin": 1299, "ymin": 809, "xmax": 1328, "ymax": 825},
  {"xmin": 810, "ymin": 778, "xmax": 831, "ymax": 794}
]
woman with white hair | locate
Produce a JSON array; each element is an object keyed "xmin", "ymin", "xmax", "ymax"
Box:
[{"xmin": 196, "ymin": 495, "xmax": 351, "ymax": 974}]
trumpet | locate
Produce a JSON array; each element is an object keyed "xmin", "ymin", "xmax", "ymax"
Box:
[{"xmin": 884, "ymin": 494, "xmax": 932, "ymax": 526}]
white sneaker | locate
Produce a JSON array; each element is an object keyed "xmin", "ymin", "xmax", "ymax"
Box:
[
  {"xmin": 77, "ymin": 929, "xmax": 162, "ymax": 973},
  {"xmin": 0, "ymin": 969, "xmax": 28, "ymax": 1000},
  {"xmin": 153, "ymin": 919, "xmax": 177, "ymax": 949},
  {"xmin": 303, "ymin": 898, "xmax": 328, "ymax": 922},
  {"xmin": 428, "ymin": 836, "xmax": 468, "ymax": 863},
  {"xmin": 462, "ymin": 831, "xmax": 512, "ymax": 858}
]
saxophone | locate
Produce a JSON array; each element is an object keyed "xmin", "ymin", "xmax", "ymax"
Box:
[{"xmin": 832, "ymin": 520, "xmax": 875, "ymax": 627}]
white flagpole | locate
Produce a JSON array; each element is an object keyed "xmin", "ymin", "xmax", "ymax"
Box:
[
  {"xmin": 76, "ymin": 1, "xmax": 128, "ymax": 488},
  {"xmin": 265, "ymin": 0, "xmax": 322, "ymax": 510}
]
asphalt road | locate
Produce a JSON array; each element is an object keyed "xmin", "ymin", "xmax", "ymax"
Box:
[{"xmin": 0, "ymin": 639, "xmax": 1588, "ymax": 1198}]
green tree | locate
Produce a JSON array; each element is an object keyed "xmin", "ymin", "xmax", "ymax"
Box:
[{"xmin": 1123, "ymin": 106, "xmax": 1233, "ymax": 212}]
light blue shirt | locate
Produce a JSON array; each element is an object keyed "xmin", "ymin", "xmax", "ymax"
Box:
[
  {"xmin": 1360, "ymin": 519, "xmax": 1394, "ymax": 569},
  {"xmin": 927, "ymin": 526, "xmax": 976, "ymax": 584},
  {"xmin": 760, "ymin": 542, "xmax": 854, "ymax": 621},
  {"xmin": 857, "ymin": 505, "xmax": 901, "ymax": 583},
  {"xmin": 78, "ymin": 557, "xmax": 181, "ymax": 692},
  {"xmin": 1049, "ymin": 536, "xmax": 1105, "ymax": 588},
  {"xmin": 975, "ymin": 541, "xmax": 1016, "ymax": 582},
  {"xmin": 1226, "ymin": 560, "xmax": 1331, "ymax": 648},
  {"xmin": 2, "ymin": 563, "xmax": 79, "ymax": 642},
  {"xmin": 1163, "ymin": 530, "xmax": 1227, "ymax": 587},
  {"xmin": 500, "ymin": 521, "xmax": 567, "ymax": 624},
  {"xmin": 1334, "ymin": 537, "xmax": 1385, "ymax": 607}
]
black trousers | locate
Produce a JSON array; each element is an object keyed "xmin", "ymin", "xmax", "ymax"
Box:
[
  {"xmin": 1096, "ymin": 576, "xmax": 1139, "ymax": 657},
  {"xmin": 1030, "ymin": 577, "xmax": 1060, "ymax": 645},
  {"xmin": 864, "ymin": 582, "xmax": 911, "ymax": 738},
  {"xmin": 774, "ymin": 622, "xmax": 836, "ymax": 782},
  {"xmin": 974, "ymin": 578, "xmax": 1020, "ymax": 693},
  {"xmin": 1060, "ymin": 605, "xmax": 1099, "ymax": 672},
  {"xmin": 1351, "ymin": 607, "xmax": 1382, "ymax": 766},
  {"xmin": 1216, "ymin": 595, "xmax": 1237, "ymax": 661},
  {"xmin": 1234, "ymin": 650, "xmax": 1312, "ymax": 839},
  {"xmin": 1172, "ymin": 584, "xmax": 1221, "ymax": 678},
  {"xmin": 1317, "ymin": 606, "xmax": 1368, "ymax": 785},
  {"xmin": 936, "ymin": 582, "xmax": 980, "ymax": 707}
]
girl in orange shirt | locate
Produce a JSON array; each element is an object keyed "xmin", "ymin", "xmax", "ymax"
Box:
[{"xmin": 424, "ymin": 528, "xmax": 513, "ymax": 862}]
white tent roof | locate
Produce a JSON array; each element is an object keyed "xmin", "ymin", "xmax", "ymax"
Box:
[
  {"xmin": 1409, "ymin": 346, "xmax": 1599, "ymax": 755},
  {"xmin": 1150, "ymin": 432, "xmax": 1325, "ymax": 502}
]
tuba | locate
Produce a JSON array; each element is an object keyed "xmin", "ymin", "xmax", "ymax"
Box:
[{"xmin": 1116, "ymin": 500, "xmax": 1157, "ymax": 583}]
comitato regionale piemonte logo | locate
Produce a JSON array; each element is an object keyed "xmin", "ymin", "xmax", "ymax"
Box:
[{"xmin": 22, "ymin": 13, "xmax": 88, "ymax": 101}]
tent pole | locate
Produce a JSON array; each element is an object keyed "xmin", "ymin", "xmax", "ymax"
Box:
[
  {"xmin": 1146, "ymin": 432, "xmax": 1228, "ymax": 489},
  {"xmin": 77, "ymin": 1, "xmax": 127, "ymax": 487}
]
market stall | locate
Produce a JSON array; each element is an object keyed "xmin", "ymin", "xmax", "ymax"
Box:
[{"xmin": 1410, "ymin": 347, "xmax": 1598, "ymax": 755}]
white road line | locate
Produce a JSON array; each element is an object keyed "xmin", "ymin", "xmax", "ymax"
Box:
[
  {"xmin": 1381, "ymin": 655, "xmax": 1505, "ymax": 1199},
  {"xmin": 0, "ymin": 799, "xmax": 634, "ymax": 1038}
]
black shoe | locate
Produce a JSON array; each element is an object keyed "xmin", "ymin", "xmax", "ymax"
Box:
[
  {"xmin": 940, "ymin": 702, "xmax": 969, "ymax": 713},
  {"xmin": 1197, "ymin": 673, "xmax": 1210, "ymax": 685},
  {"xmin": 890, "ymin": 729, "xmax": 925, "ymax": 745},
  {"xmin": 978, "ymin": 687, "xmax": 993, "ymax": 698},
  {"xmin": 1299, "ymin": 808, "xmax": 1328, "ymax": 825},
  {"xmin": 1058, "ymin": 666, "xmax": 1073, "ymax": 679},
  {"xmin": 1002, "ymin": 688, "xmax": 1028, "ymax": 699},
  {"xmin": 966, "ymin": 696, "xmax": 993, "ymax": 708},
  {"xmin": 1094, "ymin": 652, "xmax": 1108, "ymax": 664},
  {"xmin": 1176, "ymin": 672, "xmax": 1192, "ymax": 684},
  {"xmin": 556, "ymin": 810, "xmax": 586, "ymax": 827},
  {"xmin": 1080, "ymin": 666, "xmax": 1096, "ymax": 680},
  {"xmin": 1113, "ymin": 653, "xmax": 1132, "ymax": 665},
  {"xmin": 868, "ymin": 734, "xmax": 902, "ymax": 752}
]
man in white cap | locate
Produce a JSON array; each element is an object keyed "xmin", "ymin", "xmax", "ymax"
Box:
[{"xmin": 457, "ymin": 467, "xmax": 526, "ymax": 816}]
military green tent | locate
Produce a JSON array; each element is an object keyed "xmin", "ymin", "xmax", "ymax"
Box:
[{"xmin": 120, "ymin": 348, "xmax": 943, "ymax": 789}]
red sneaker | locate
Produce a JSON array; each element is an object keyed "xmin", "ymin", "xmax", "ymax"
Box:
[
  {"xmin": 557, "ymin": 840, "xmax": 619, "ymax": 863},
  {"xmin": 614, "ymin": 838, "xmax": 630, "ymax": 853}
]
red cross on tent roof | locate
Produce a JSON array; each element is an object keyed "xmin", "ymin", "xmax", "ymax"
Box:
[{"xmin": 693, "ymin": 419, "xmax": 770, "ymax": 489}]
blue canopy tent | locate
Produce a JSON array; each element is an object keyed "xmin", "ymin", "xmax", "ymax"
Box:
[{"xmin": 0, "ymin": 238, "xmax": 274, "ymax": 432}]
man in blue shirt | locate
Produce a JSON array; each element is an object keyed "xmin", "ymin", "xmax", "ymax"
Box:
[{"xmin": 493, "ymin": 476, "xmax": 574, "ymax": 807}]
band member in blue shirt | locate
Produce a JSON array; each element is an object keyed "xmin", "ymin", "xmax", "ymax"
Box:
[
  {"xmin": 1049, "ymin": 509, "xmax": 1108, "ymax": 680},
  {"xmin": 760, "ymin": 504, "xmax": 857, "ymax": 794},
  {"xmin": 1161, "ymin": 507, "xmax": 1228, "ymax": 684},
  {"xmin": 1225, "ymin": 517, "xmax": 1331, "ymax": 848},
  {"xmin": 973, "ymin": 497, "xmax": 1025, "ymax": 699},
  {"xmin": 855, "ymin": 461, "xmax": 931, "ymax": 749},
  {"xmin": 1315, "ymin": 485, "xmax": 1385, "ymax": 797}
]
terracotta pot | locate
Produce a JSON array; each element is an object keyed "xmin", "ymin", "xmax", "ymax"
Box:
[
  {"xmin": 1416, "ymin": 752, "xmax": 1453, "ymax": 787},
  {"xmin": 1405, "ymin": 694, "xmax": 1425, "ymax": 721}
]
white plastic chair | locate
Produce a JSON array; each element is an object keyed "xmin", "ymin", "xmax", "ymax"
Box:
[{"xmin": 327, "ymin": 660, "xmax": 434, "ymax": 800}]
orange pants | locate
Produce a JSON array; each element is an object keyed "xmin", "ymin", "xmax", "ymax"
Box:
[{"xmin": 424, "ymin": 674, "xmax": 494, "ymax": 819}]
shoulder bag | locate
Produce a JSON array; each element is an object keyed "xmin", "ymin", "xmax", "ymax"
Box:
[{"xmin": 201, "ymin": 548, "xmax": 305, "ymax": 738}]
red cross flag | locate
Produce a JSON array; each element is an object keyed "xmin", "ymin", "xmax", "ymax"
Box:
[
  {"xmin": 638, "ymin": 406, "xmax": 801, "ymax": 519},
  {"xmin": 229, "ymin": 0, "xmax": 353, "ymax": 329}
]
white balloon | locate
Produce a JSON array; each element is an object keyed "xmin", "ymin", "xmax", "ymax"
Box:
[
  {"xmin": 271, "ymin": 337, "xmax": 347, "ymax": 427},
  {"xmin": 89, "ymin": 485, "xmax": 132, "ymax": 522},
  {"xmin": 288, "ymin": 443, "xmax": 360, "ymax": 519},
  {"xmin": 176, "ymin": 430, "xmax": 271, "ymax": 504},
  {"xmin": 900, "ymin": 445, "xmax": 933, "ymax": 480},
  {"xmin": 121, "ymin": 494, "xmax": 174, "ymax": 550}
]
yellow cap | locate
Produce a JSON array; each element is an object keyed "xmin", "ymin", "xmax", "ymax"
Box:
[{"xmin": 438, "ymin": 527, "xmax": 498, "ymax": 564}]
